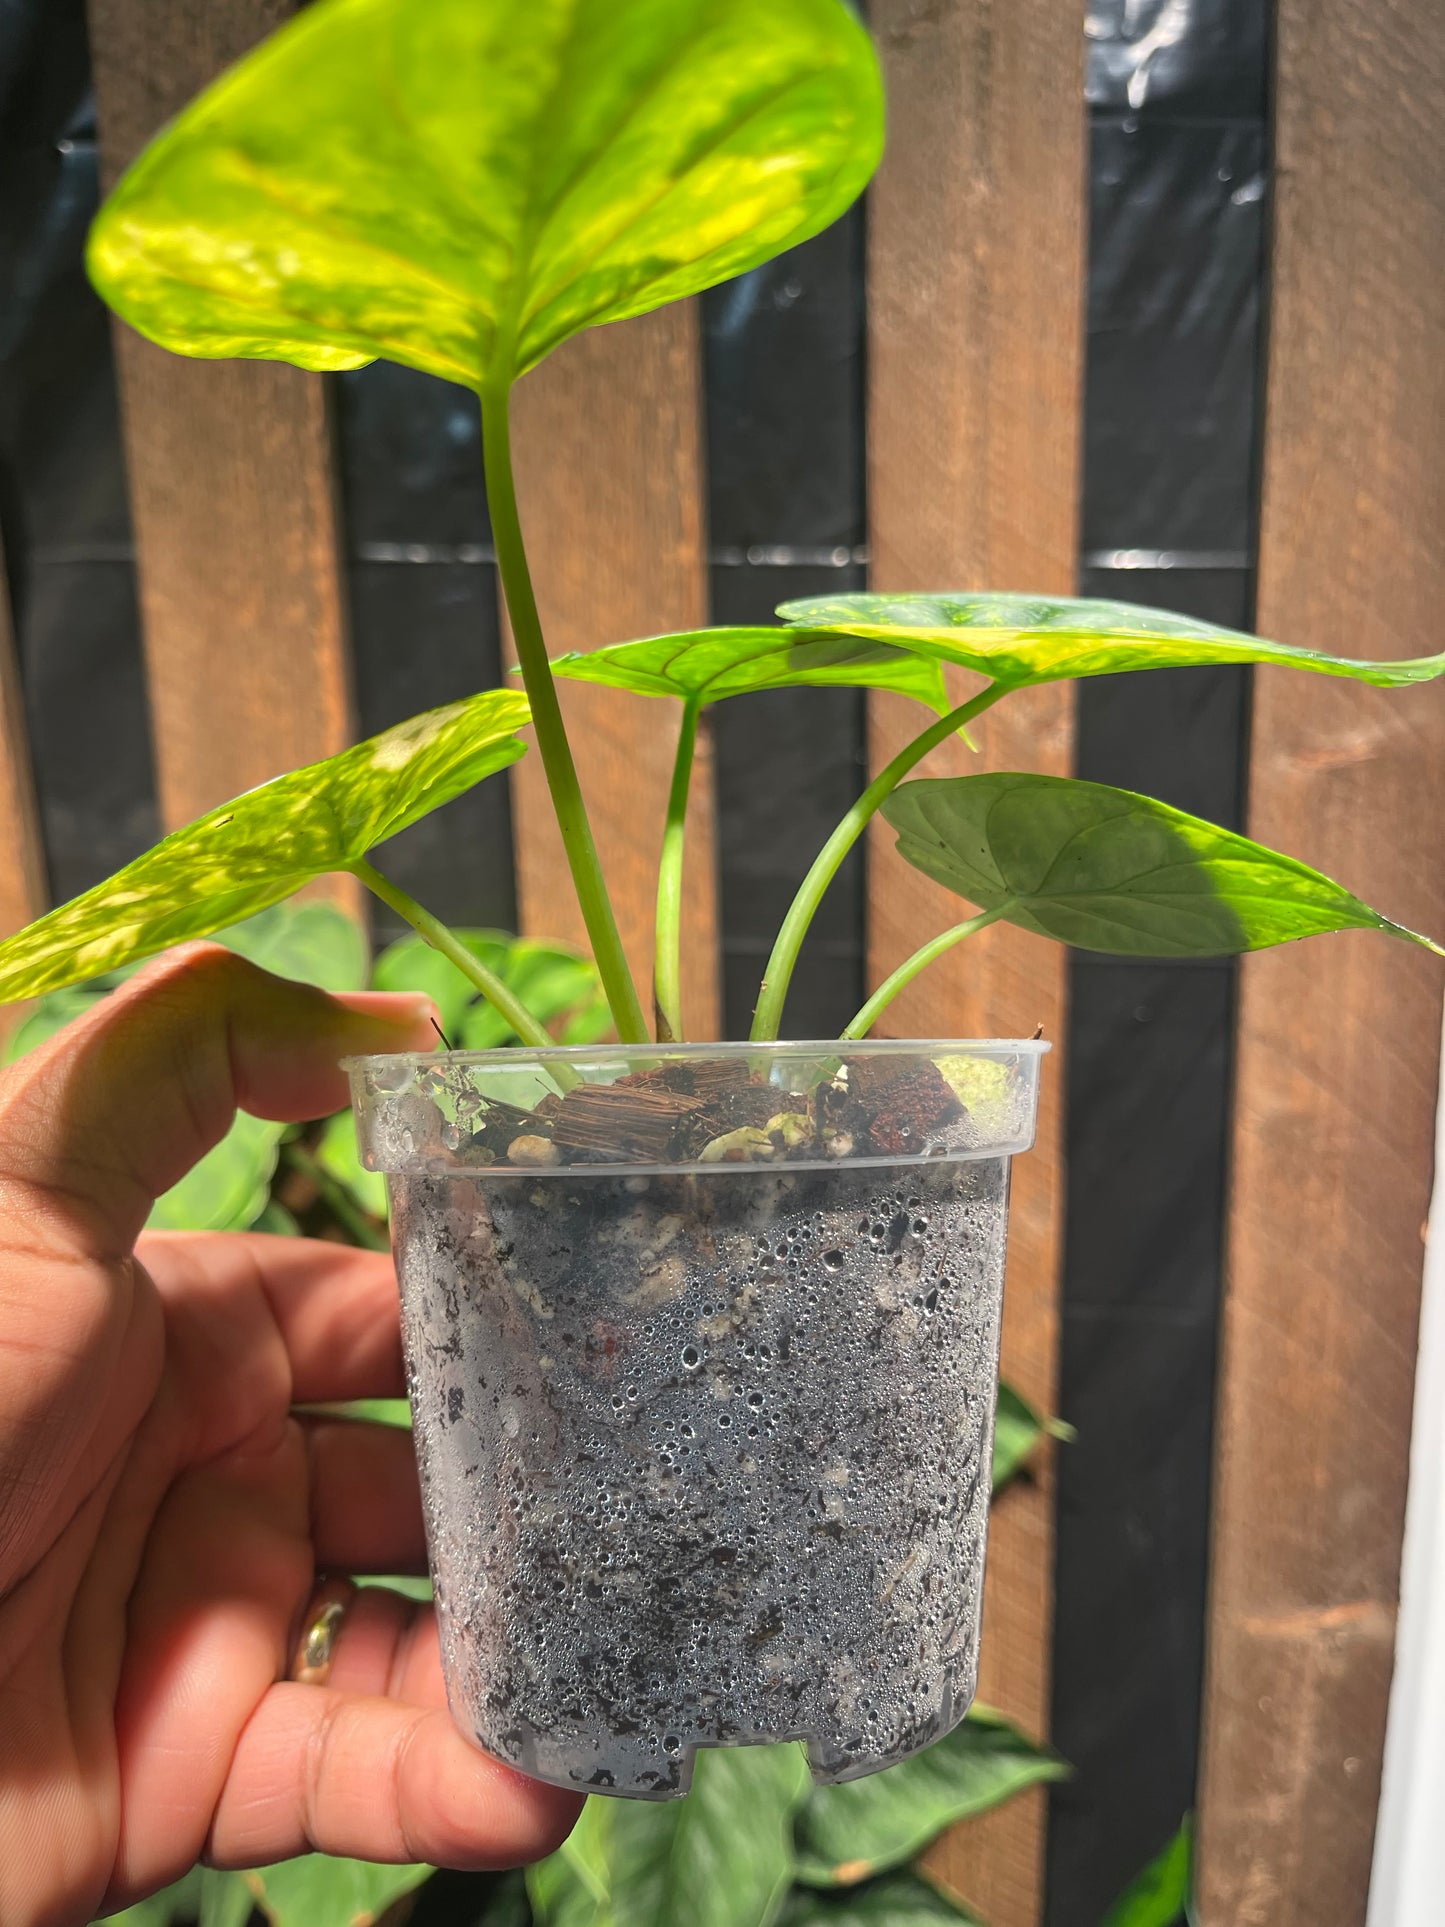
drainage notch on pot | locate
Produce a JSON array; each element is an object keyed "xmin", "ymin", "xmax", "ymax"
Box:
[{"xmin": 348, "ymin": 1040, "xmax": 1045, "ymax": 1800}]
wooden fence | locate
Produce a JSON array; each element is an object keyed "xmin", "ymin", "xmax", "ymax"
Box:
[{"xmin": 0, "ymin": 1, "xmax": 1439, "ymax": 1921}]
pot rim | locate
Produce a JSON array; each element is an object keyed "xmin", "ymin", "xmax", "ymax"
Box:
[
  {"xmin": 347, "ymin": 1039, "xmax": 1046, "ymax": 1176},
  {"xmin": 342, "ymin": 1036, "xmax": 1051, "ymax": 1073}
]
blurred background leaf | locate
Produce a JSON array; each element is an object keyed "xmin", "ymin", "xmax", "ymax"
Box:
[
  {"xmin": 779, "ymin": 1870, "xmax": 980, "ymax": 1925},
  {"xmin": 1097, "ymin": 1818, "xmax": 1192, "ymax": 1927},
  {"xmin": 992, "ymin": 1383, "xmax": 1075, "ymax": 1492},
  {"xmin": 246, "ymin": 1856, "xmax": 433, "ymax": 1927},
  {"xmin": 793, "ymin": 1711, "xmax": 1068, "ymax": 1888},
  {"xmin": 529, "ymin": 1743, "xmax": 811, "ymax": 1927}
]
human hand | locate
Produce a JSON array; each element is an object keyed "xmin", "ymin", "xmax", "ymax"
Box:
[{"xmin": 0, "ymin": 946, "xmax": 581, "ymax": 1925}]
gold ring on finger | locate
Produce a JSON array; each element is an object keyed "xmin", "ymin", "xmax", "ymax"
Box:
[{"xmin": 289, "ymin": 1576, "xmax": 356, "ymax": 1687}]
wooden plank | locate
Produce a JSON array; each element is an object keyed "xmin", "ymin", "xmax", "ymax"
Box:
[
  {"xmin": 87, "ymin": 0, "xmax": 354, "ymax": 843},
  {"xmin": 1196, "ymin": 2, "xmax": 1445, "ymax": 1922},
  {"xmin": 505, "ymin": 305, "xmax": 719, "ymax": 1040},
  {"xmin": 0, "ymin": 532, "xmax": 47, "ymax": 940},
  {"xmin": 864, "ymin": 4, "xmax": 1086, "ymax": 1922}
]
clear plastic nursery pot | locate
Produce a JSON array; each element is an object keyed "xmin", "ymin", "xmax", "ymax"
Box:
[{"xmin": 348, "ymin": 1039, "xmax": 1045, "ymax": 1799}]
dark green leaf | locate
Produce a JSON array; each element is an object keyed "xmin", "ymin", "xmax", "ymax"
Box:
[
  {"xmin": 992, "ymin": 1381, "xmax": 1073, "ymax": 1493},
  {"xmin": 221, "ymin": 899, "xmax": 369, "ymax": 993},
  {"xmin": 247, "ymin": 1856, "xmax": 431, "ymax": 1927},
  {"xmin": 793, "ymin": 1709, "xmax": 1067, "ymax": 1887},
  {"xmin": 469, "ymin": 1869, "xmax": 533, "ymax": 1927},
  {"xmin": 1100, "ymin": 1817, "xmax": 1193, "ymax": 1927},
  {"xmin": 529, "ymin": 1743, "xmax": 811, "ymax": 1927},
  {"xmin": 89, "ymin": 0, "xmax": 883, "ymax": 389},
  {"xmin": 881, "ymin": 774, "xmax": 1443, "ymax": 959},
  {"xmin": 778, "ymin": 1871, "xmax": 980, "ymax": 1927},
  {"xmin": 551, "ymin": 629, "xmax": 949, "ymax": 713},
  {"xmin": 0, "ymin": 691, "xmax": 529, "ymax": 1002},
  {"xmin": 778, "ymin": 591, "xmax": 1445, "ymax": 690},
  {"xmin": 147, "ymin": 1109, "xmax": 284, "ymax": 1233}
]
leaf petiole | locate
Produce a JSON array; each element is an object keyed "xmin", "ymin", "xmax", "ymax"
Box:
[
  {"xmin": 350, "ymin": 857, "xmax": 558, "ymax": 1052},
  {"xmin": 479, "ymin": 384, "xmax": 650, "ymax": 1044},
  {"xmin": 750, "ymin": 682, "xmax": 1012, "ymax": 1041},
  {"xmin": 653, "ymin": 695, "xmax": 701, "ymax": 1042},
  {"xmin": 840, "ymin": 908, "xmax": 1005, "ymax": 1040}
]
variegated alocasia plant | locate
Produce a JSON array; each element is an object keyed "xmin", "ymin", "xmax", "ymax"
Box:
[{"xmin": 0, "ymin": 0, "xmax": 1437, "ymax": 1041}]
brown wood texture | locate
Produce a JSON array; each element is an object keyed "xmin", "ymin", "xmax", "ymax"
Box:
[
  {"xmin": 505, "ymin": 307, "xmax": 719, "ymax": 1040},
  {"xmin": 0, "ymin": 533, "xmax": 46, "ymax": 940},
  {"xmin": 864, "ymin": 4, "xmax": 1086, "ymax": 1921},
  {"xmin": 87, "ymin": 0, "xmax": 354, "ymax": 836},
  {"xmin": 1196, "ymin": 3, "xmax": 1445, "ymax": 1921}
]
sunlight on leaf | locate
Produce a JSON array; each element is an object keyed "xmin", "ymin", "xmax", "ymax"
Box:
[
  {"xmin": 88, "ymin": 0, "xmax": 883, "ymax": 390},
  {"xmin": 793, "ymin": 1709, "xmax": 1067, "ymax": 1888},
  {"xmin": 882, "ymin": 774, "xmax": 1443, "ymax": 958},
  {"xmin": 551, "ymin": 629, "xmax": 950, "ymax": 713},
  {"xmin": 0, "ymin": 691, "xmax": 529, "ymax": 1002},
  {"xmin": 778, "ymin": 591, "xmax": 1445, "ymax": 690}
]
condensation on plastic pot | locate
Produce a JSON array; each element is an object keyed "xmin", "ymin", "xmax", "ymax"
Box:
[{"xmin": 347, "ymin": 1042, "xmax": 1045, "ymax": 1800}]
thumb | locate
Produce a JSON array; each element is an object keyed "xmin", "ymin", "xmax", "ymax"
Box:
[{"xmin": 0, "ymin": 942, "xmax": 436, "ymax": 1261}]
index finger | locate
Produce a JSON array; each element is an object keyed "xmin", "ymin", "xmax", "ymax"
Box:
[{"xmin": 0, "ymin": 943, "xmax": 435, "ymax": 1262}]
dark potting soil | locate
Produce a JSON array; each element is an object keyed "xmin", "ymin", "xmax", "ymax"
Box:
[
  {"xmin": 393, "ymin": 1143, "xmax": 1009, "ymax": 1798},
  {"xmin": 461, "ymin": 1053, "xmax": 968, "ymax": 1171}
]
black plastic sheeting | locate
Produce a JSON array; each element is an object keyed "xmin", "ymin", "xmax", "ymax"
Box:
[
  {"xmin": 336, "ymin": 362, "xmax": 516, "ymax": 944},
  {"xmin": 0, "ymin": 0, "xmax": 156, "ymax": 905},
  {"xmin": 704, "ymin": 213, "xmax": 870, "ymax": 1042},
  {"xmin": 1049, "ymin": 2, "xmax": 1267, "ymax": 1920},
  {"xmin": 0, "ymin": 2, "xmax": 1268, "ymax": 1916}
]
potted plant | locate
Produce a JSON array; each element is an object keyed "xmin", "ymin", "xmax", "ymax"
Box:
[{"xmin": 2, "ymin": 0, "xmax": 1439, "ymax": 1804}]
